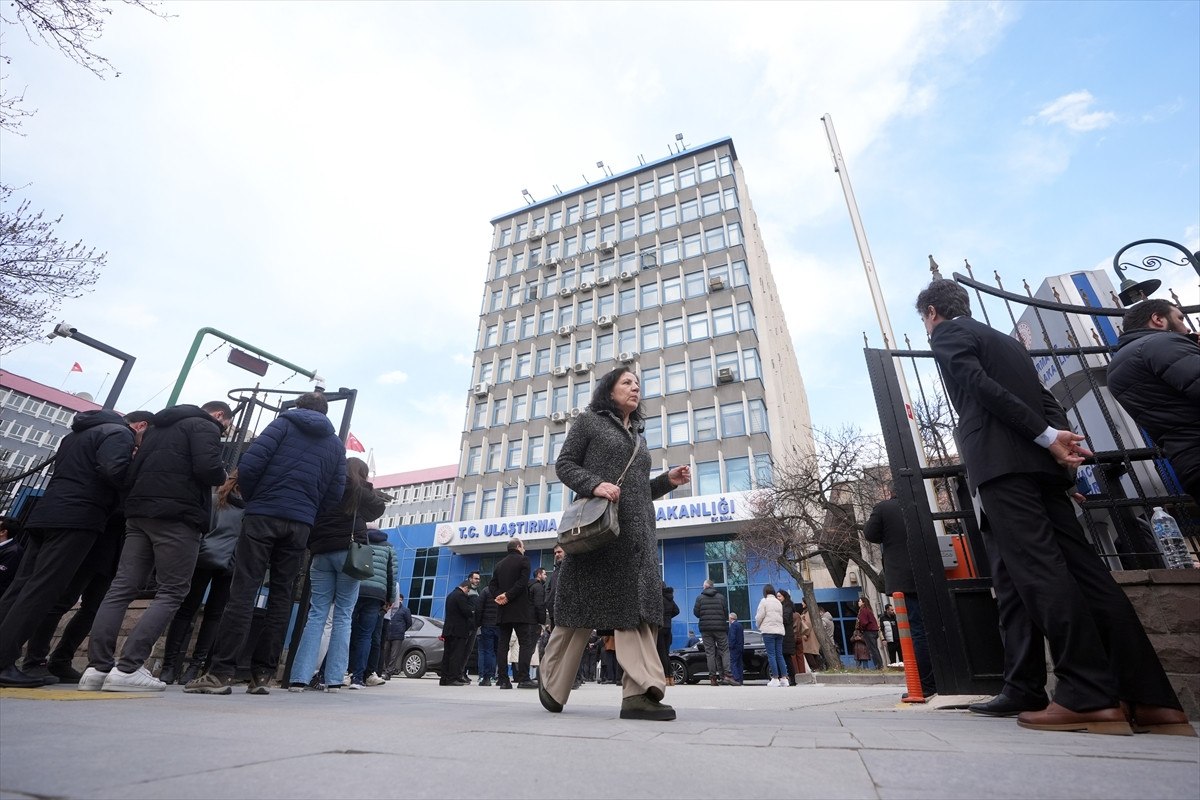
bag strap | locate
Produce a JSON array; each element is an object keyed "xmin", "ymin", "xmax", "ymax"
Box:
[
  {"xmin": 613, "ymin": 437, "xmax": 639, "ymax": 487},
  {"xmin": 348, "ymin": 489, "xmax": 362, "ymax": 547}
]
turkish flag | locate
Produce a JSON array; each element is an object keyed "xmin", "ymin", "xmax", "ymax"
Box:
[
  {"xmin": 71, "ymin": 362, "xmax": 83, "ymax": 373},
  {"xmin": 346, "ymin": 432, "xmax": 366, "ymax": 452}
]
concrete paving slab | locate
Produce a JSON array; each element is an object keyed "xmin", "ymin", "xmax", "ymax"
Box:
[{"xmin": 2, "ymin": 678, "xmax": 1196, "ymax": 800}]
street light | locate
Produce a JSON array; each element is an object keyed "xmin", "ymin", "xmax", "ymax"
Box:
[{"xmin": 1112, "ymin": 238, "xmax": 1200, "ymax": 305}]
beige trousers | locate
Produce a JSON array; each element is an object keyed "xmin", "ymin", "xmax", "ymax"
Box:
[{"xmin": 541, "ymin": 622, "xmax": 665, "ymax": 705}]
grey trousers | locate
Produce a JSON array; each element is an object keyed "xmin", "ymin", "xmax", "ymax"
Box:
[
  {"xmin": 88, "ymin": 518, "xmax": 201, "ymax": 673},
  {"xmin": 541, "ymin": 622, "xmax": 664, "ymax": 706},
  {"xmin": 701, "ymin": 631, "xmax": 730, "ymax": 679}
]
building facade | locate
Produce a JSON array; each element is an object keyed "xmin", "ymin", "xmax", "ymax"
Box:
[
  {"xmin": 0, "ymin": 370, "xmax": 101, "ymax": 477},
  {"xmin": 374, "ymin": 465, "xmax": 457, "ymax": 529}
]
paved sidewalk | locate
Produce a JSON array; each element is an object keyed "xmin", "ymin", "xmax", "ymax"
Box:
[{"xmin": 1, "ymin": 677, "xmax": 1197, "ymax": 799}]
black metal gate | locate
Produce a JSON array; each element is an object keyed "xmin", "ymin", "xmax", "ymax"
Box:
[{"xmin": 866, "ymin": 265, "xmax": 1198, "ymax": 696}]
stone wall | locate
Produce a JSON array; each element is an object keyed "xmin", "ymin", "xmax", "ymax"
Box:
[{"xmin": 1113, "ymin": 568, "xmax": 1200, "ymax": 719}]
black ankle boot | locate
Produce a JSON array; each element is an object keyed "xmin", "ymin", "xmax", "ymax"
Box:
[{"xmin": 159, "ymin": 661, "xmax": 179, "ymax": 686}]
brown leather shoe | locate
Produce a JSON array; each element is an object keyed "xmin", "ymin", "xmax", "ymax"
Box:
[
  {"xmin": 1132, "ymin": 704, "xmax": 1198, "ymax": 737},
  {"xmin": 1017, "ymin": 701, "xmax": 1133, "ymax": 735}
]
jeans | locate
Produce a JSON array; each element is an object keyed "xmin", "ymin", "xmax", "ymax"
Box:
[
  {"xmin": 288, "ymin": 551, "xmax": 360, "ymax": 687},
  {"xmin": 905, "ymin": 594, "xmax": 937, "ymax": 694},
  {"xmin": 762, "ymin": 632, "xmax": 786, "ymax": 679},
  {"xmin": 477, "ymin": 624, "xmax": 500, "ymax": 680},
  {"xmin": 88, "ymin": 518, "xmax": 201, "ymax": 673},
  {"xmin": 348, "ymin": 596, "xmax": 383, "ymax": 683},
  {"xmin": 207, "ymin": 515, "xmax": 308, "ymax": 679}
]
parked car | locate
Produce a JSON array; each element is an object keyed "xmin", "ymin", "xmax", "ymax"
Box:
[
  {"xmin": 669, "ymin": 629, "xmax": 770, "ymax": 684},
  {"xmin": 399, "ymin": 615, "xmax": 445, "ymax": 679}
]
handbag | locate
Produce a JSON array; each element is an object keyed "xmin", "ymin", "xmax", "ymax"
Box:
[
  {"xmin": 556, "ymin": 438, "xmax": 640, "ymax": 555},
  {"xmin": 341, "ymin": 496, "xmax": 374, "ymax": 580}
]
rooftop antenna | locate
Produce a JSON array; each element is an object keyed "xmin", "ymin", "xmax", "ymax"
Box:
[
  {"xmin": 596, "ymin": 160, "xmax": 613, "ymax": 177},
  {"xmin": 637, "ymin": 154, "xmax": 646, "ymax": 166},
  {"xmin": 675, "ymin": 132, "xmax": 685, "ymax": 153},
  {"xmin": 552, "ymin": 183, "xmax": 562, "ymax": 194},
  {"xmin": 521, "ymin": 189, "xmax": 535, "ymax": 204}
]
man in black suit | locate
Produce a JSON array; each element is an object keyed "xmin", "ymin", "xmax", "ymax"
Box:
[
  {"xmin": 440, "ymin": 580, "xmax": 474, "ymax": 686},
  {"xmin": 918, "ymin": 278, "xmax": 1187, "ymax": 735},
  {"xmin": 488, "ymin": 536, "xmax": 538, "ymax": 689},
  {"xmin": 863, "ymin": 494, "xmax": 936, "ymax": 698}
]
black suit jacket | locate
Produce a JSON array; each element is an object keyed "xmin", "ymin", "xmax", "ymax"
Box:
[
  {"xmin": 488, "ymin": 551, "xmax": 535, "ymax": 624},
  {"xmin": 930, "ymin": 316, "xmax": 1071, "ymax": 491},
  {"xmin": 443, "ymin": 588, "xmax": 475, "ymax": 638},
  {"xmin": 862, "ymin": 497, "xmax": 916, "ymax": 595}
]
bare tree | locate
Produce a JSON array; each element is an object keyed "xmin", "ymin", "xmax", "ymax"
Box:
[
  {"xmin": 739, "ymin": 425, "xmax": 890, "ymax": 669},
  {"xmin": 0, "ymin": 0, "xmax": 165, "ymax": 352}
]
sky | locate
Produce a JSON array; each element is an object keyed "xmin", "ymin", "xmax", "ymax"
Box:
[{"xmin": 2, "ymin": 0, "xmax": 1198, "ymax": 476}]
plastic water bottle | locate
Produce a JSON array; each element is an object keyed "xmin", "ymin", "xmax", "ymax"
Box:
[{"xmin": 1151, "ymin": 507, "xmax": 1194, "ymax": 569}]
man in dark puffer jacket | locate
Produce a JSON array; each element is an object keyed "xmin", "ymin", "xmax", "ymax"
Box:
[
  {"xmin": 1107, "ymin": 299, "xmax": 1200, "ymax": 502},
  {"xmin": 693, "ymin": 580, "xmax": 733, "ymax": 686},
  {"xmin": 84, "ymin": 401, "xmax": 231, "ymax": 692},
  {"xmin": 188, "ymin": 391, "xmax": 346, "ymax": 695},
  {"xmin": 0, "ymin": 409, "xmax": 135, "ymax": 687}
]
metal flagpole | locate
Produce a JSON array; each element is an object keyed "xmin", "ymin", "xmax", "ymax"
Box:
[{"xmin": 820, "ymin": 114, "xmax": 943, "ymax": 519}]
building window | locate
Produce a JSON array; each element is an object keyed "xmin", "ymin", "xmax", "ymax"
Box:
[
  {"xmin": 602, "ymin": 193, "xmax": 616, "ymax": 214},
  {"xmin": 471, "ymin": 402, "xmax": 487, "ymax": 429},
  {"xmin": 572, "ymin": 380, "xmax": 590, "ymax": 409},
  {"xmin": 704, "ymin": 226, "xmax": 726, "ymax": 252},
  {"xmin": 698, "ymin": 160, "xmax": 718, "ymax": 183},
  {"xmin": 520, "ymin": 315, "xmax": 536, "ymax": 339},
  {"xmin": 643, "ymin": 415, "xmax": 662, "ymax": 449},
  {"xmin": 484, "ymin": 325, "xmax": 498, "ymax": 348},
  {"xmin": 690, "ymin": 355, "xmax": 713, "ymax": 388},
  {"xmin": 639, "ymin": 212, "xmax": 656, "ymax": 235},
  {"xmin": 408, "ymin": 548, "xmax": 440, "ymax": 616},
  {"xmin": 535, "ymin": 348, "xmax": 551, "ymax": 375},
  {"xmin": 701, "ymin": 191, "xmax": 721, "ymax": 216},
  {"xmin": 737, "ymin": 302, "xmax": 756, "ymax": 332},
  {"xmin": 664, "ymin": 317, "xmax": 685, "ymax": 347},
  {"xmin": 552, "ymin": 386, "xmax": 568, "ymax": 413},
  {"xmin": 639, "ymin": 280, "xmax": 659, "ymax": 309},
  {"xmin": 639, "ymin": 181, "xmax": 655, "ymax": 202},
  {"xmin": 679, "ymin": 167, "xmax": 696, "ymax": 188},
  {"xmin": 497, "ymin": 358, "xmax": 512, "ymax": 383},
  {"xmin": 511, "ymin": 394, "xmax": 528, "ymax": 422},
  {"xmin": 660, "ymin": 240, "xmax": 680, "ymax": 264},
  {"xmin": 618, "ymin": 288, "xmax": 637, "ymax": 315},
  {"xmin": 754, "ymin": 454, "xmax": 773, "ymax": 487},
  {"xmin": 728, "ymin": 222, "xmax": 742, "ymax": 246},
  {"xmin": 641, "ymin": 366, "xmax": 661, "ymax": 398},
  {"xmin": 523, "ymin": 484, "xmax": 541, "ymax": 514},
  {"xmin": 486, "ymin": 443, "xmax": 502, "ymax": 471},
  {"xmin": 742, "ymin": 348, "xmax": 762, "ymax": 380},
  {"xmin": 559, "ymin": 305, "xmax": 575, "ymax": 328},
  {"xmin": 578, "ymin": 298, "xmax": 594, "ymax": 325},
  {"xmin": 658, "ymin": 173, "xmax": 676, "ymax": 195},
  {"xmin": 620, "ymin": 218, "xmax": 636, "ymax": 241},
  {"xmin": 687, "ymin": 311, "xmax": 709, "ymax": 340},
  {"xmin": 555, "ymin": 343, "xmax": 571, "ymax": 369},
  {"xmin": 726, "ymin": 457, "xmax": 751, "ymax": 491},
  {"xmin": 598, "ymin": 292, "xmax": 615, "ymax": 317},
  {"xmin": 564, "ymin": 236, "xmax": 578, "ymax": 257},
  {"xmin": 479, "ymin": 362, "xmax": 494, "ymax": 383},
  {"xmin": 566, "ymin": 205, "xmax": 580, "ymax": 225},
  {"xmin": 712, "ymin": 306, "xmax": 735, "ymax": 336},
  {"xmin": 546, "ymin": 481, "xmax": 564, "ymax": 512},
  {"xmin": 661, "ymin": 277, "xmax": 681, "ymax": 304},
  {"xmin": 721, "ymin": 402, "xmax": 746, "ymax": 437},
  {"xmin": 502, "ymin": 319, "xmax": 517, "ymax": 344},
  {"xmin": 667, "ymin": 411, "xmax": 689, "ymax": 445},
  {"xmin": 515, "ymin": 352, "xmax": 531, "ymax": 379},
  {"xmin": 748, "ymin": 400, "xmax": 769, "ymax": 434},
  {"xmin": 549, "ymin": 432, "xmax": 566, "ymax": 462},
  {"xmin": 575, "ymin": 338, "xmax": 592, "ymax": 364},
  {"xmin": 694, "ymin": 407, "xmax": 717, "ymax": 442},
  {"xmin": 621, "ymin": 186, "xmax": 636, "ymax": 207},
  {"xmin": 684, "ymin": 270, "xmax": 706, "ymax": 298},
  {"xmin": 665, "ymin": 362, "xmax": 687, "ymax": 394},
  {"xmin": 528, "ymin": 435, "xmax": 545, "ymax": 466},
  {"xmin": 506, "ymin": 441, "xmax": 522, "ymax": 469},
  {"xmin": 532, "ymin": 390, "xmax": 548, "ymax": 418},
  {"xmin": 618, "ymin": 328, "xmax": 636, "ymax": 354},
  {"xmin": 682, "ymin": 233, "xmax": 702, "ymax": 259},
  {"xmin": 584, "ymin": 199, "xmax": 597, "ymax": 219},
  {"xmin": 723, "ymin": 186, "xmax": 738, "ymax": 209},
  {"xmin": 680, "ymin": 199, "xmax": 699, "ymax": 223},
  {"xmin": 549, "ymin": 210, "xmax": 563, "ymax": 231},
  {"xmin": 467, "ymin": 446, "xmax": 482, "ymax": 474},
  {"xmin": 501, "ymin": 487, "xmax": 518, "ymax": 516},
  {"xmin": 696, "ymin": 460, "xmax": 721, "ymax": 494},
  {"xmin": 494, "ymin": 259, "xmax": 507, "ymax": 280},
  {"xmin": 719, "ymin": 155, "xmax": 733, "ymax": 176},
  {"xmin": 480, "ymin": 489, "xmax": 497, "ymax": 518},
  {"xmin": 597, "ymin": 332, "xmax": 614, "ymax": 362}
]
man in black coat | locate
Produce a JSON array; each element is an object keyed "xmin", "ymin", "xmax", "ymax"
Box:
[
  {"xmin": 441, "ymin": 580, "xmax": 474, "ymax": 686},
  {"xmin": 0, "ymin": 409, "xmax": 135, "ymax": 687},
  {"xmin": 0, "ymin": 516, "xmax": 24, "ymax": 600},
  {"xmin": 545, "ymin": 545, "xmax": 564, "ymax": 629},
  {"xmin": 693, "ymin": 580, "xmax": 733, "ymax": 685},
  {"xmin": 84, "ymin": 401, "xmax": 231, "ymax": 692},
  {"xmin": 530, "ymin": 568, "xmax": 548, "ymax": 627},
  {"xmin": 1106, "ymin": 299, "xmax": 1200, "ymax": 502},
  {"xmin": 488, "ymin": 536, "xmax": 538, "ymax": 689},
  {"xmin": 863, "ymin": 495, "xmax": 936, "ymax": 697},
  {"xmin": 919, "ymin": 278, "xmax": 1185, "ymax": 734}
]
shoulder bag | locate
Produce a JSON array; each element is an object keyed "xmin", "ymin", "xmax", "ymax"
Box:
[
  {"xmin": 556, "ymin": 437, "xmax": 639, "ymax": 555},
  {"xmin": 341, "ymin": 493, "xmax": 375, "ymax": 580}
]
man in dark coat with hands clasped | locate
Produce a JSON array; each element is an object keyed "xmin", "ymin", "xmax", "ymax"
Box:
[
  {"xmin": 489, "ymin": 536, "xmax": 538, "ymax": 689},
  {"xmin": 918, "ymin": 278, "xmax": 1189, "ymax": 736}
]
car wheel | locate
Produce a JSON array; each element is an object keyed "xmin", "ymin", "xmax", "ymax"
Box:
[
  {"xmin": 402, "ymin": 649, "xmax": 427, "ymax": 679},
  {"xmin": 670, "ymin": 658, "xmax": 688, "ymax": 685}
]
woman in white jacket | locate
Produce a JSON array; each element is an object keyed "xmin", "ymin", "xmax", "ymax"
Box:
[{"xmin": 755, "ymin": 584, "xmax": 788, "ymax": 686}]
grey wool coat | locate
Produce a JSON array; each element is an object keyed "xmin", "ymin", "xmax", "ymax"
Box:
[{"xmin": 553, "ymin": 409, "xmax": 675, "ymax": 631}]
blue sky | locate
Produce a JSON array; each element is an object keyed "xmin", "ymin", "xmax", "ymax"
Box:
[{"xmin": 2, "ymin": 0, "xmax": 1197, "ymax": 474}]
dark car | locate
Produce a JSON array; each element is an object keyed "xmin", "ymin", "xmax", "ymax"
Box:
[{"xmin": 669, "ymin": 629, "xmax": 769, "ymax": 684}]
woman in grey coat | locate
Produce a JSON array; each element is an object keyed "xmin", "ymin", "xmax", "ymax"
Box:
[{"xmin": 538, "ymin": 367, "xmax": 690, "ymax": 721}]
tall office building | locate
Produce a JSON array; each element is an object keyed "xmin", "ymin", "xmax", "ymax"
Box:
[{"xmin": 445, "ymin": 137, "xmax": 813, "ymax": 617}]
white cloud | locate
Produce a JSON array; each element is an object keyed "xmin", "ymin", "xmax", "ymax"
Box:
[
  {"xmin": 1029, "ymin": 91, "xmax": 1116, "ymax": 132},
  {"xmin": 377, "ymin": 370, "xmax": 409, "ymax": 385}
]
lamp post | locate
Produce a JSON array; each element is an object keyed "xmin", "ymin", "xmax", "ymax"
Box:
[{"xmin": 1111, "ymin": 238, "xmax": 1200, "ymax": 305}]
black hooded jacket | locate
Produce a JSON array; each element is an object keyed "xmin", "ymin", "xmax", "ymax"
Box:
[
  {"xmin": 24, "ymin": 410, "xmax": 134, "ymax": 533},
  {"xmin": 123, "ymin": 405, "xmax": 227, "ymax": 530},
  {"xmin": 1107, "ymin": 327, "xmax": 1200, "ymax": 481}
]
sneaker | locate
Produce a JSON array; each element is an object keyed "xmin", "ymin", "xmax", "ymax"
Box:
[
  {"xmin": 365, "ymin": 673, "xmax": 385, "ymax": 687},
  {"xmin": 342, "ymin": 673, "xmax": 352, "ymax": 687},
  {"xmin": 347, "ymin": 682, "xmax": 364, "ymax": 690},
  {"xmin": 77, "ymin": 667, "xmax": 109, "ymax": 692},
  {"xmin": 247, "ymin": 673, "xmax": 271, "ymax": 695},
  {"xmin": 619, "ymin": 692, "xmax": 676, "ymax": 721},
  {"xmin": 324, "ymin": 685, "xmax": 340, "ymax": 693},
  {"xmin": 288, "ymin": 682, "xmax": 309, "ymax": 693},
  {"xmin": 183, "ymin": 672, "xmax": 233, "ymax": 695},
  {"xmin": 102, "ymin": 666, "xmax": 166, "ymax": 692},
  {"xmin": 48, "ymin": 661, "xmax": 84, "ymax": 684}
]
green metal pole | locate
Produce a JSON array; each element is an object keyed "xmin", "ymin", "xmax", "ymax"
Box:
[{"xmin": 167, "ymin": 327, "xmax": 321, "ymax": 406}]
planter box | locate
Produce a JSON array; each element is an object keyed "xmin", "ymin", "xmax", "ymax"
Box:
[{"xmin": 1113, "ymin": 568, "xmax": 1200, "ymax": 719}]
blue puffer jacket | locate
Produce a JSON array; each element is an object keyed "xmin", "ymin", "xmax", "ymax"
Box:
[{"xmin": 237, "ymin": 409, "xmax": 346, "ymax": 525}]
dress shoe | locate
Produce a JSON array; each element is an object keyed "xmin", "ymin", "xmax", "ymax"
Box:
[
  {"xmin": 1131, "ymin": 704, "xmax": 1198, "ymax": 737},
  {"xmin": 968, "ymin": 694, "xmax": 1048, "ymax": 717},
  {"xmin": 619, "ymin": 692, "xmax": 676, "ymax": 721},
  {"xmin": 497, "ymin": 681, "xmax": 513, "ymax": 689},
  {"xmin": 539, "ymin": 683, "xmax": 563, "ymax": 713},
  {"xmin": 478, "ymin": 677, "xmax": 492, "ymax": 686},
  {"xmin": 517, "ymin": 680, "xmax": 538, "ymax": 689},
  {"xmin": 571, "ymin": 679, "xmax": 583, "ymax": 690},
  {"xmin": 48, "ymin": 661, "xmax": 83, "ymax": 684},
  {"xmin": 1017, "ymin": 701, "xmax": 1133, "ymax": 735},
  {"xmin": 0, "ymin": 664, "xmax": 46, "ymax": 688}
]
